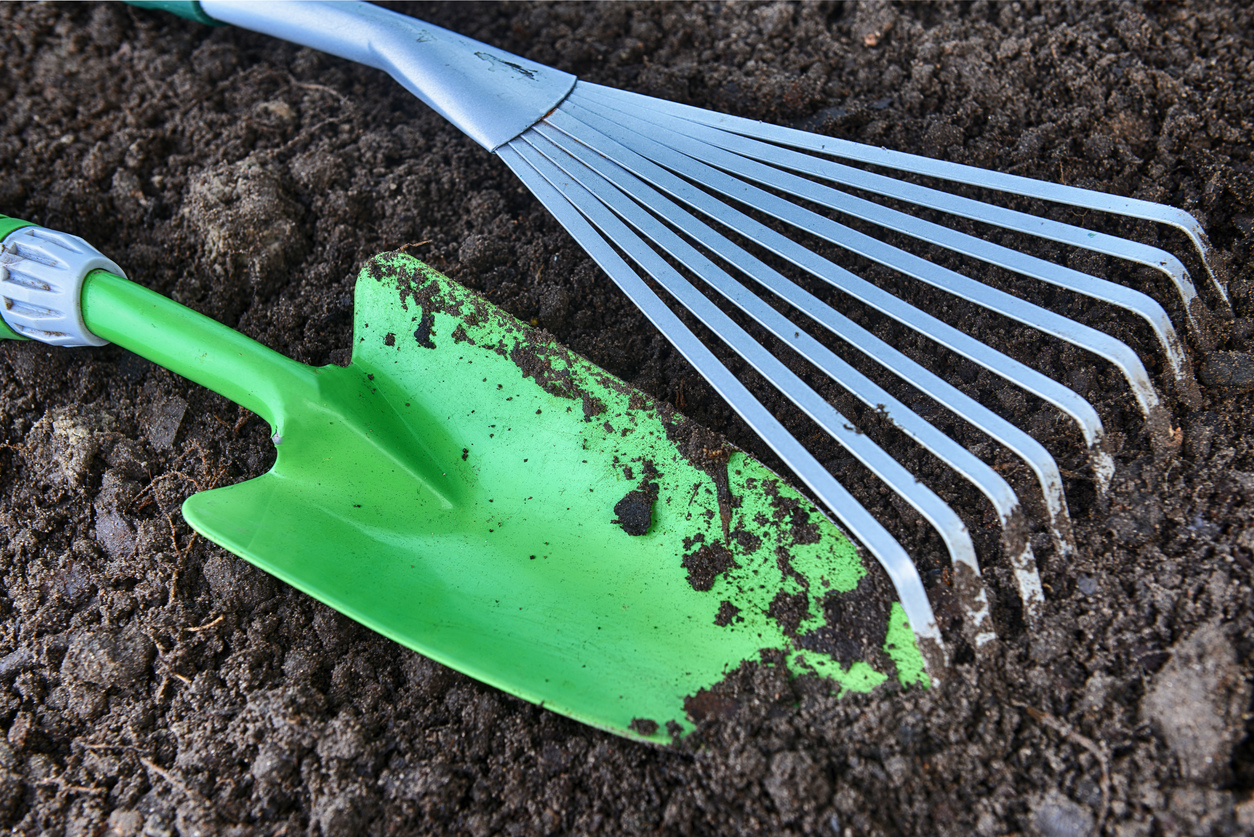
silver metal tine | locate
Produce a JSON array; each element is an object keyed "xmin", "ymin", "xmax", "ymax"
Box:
[
  {"xmin": 547, "ymin": 103, "xmax": 1118, "ymax": 492},
  {"xmin": 616, "ymin": 86, "xmax": 1230, "ymax": 310},
  {"xmin": 563, "ymin": 93, "xmax": 1175, "ymax": 446},
  {"xmin": 509, "ymin": 138, "xmax": 1000, "ymax": 651},
  {"xmin": 496, "ymin": 143, "xmax": 948, "ymax": 671},
  {"xmin": 576, "ymin": 86, "xmax": 1200, "ymax": 405},
  {"xmin": 527, "ymin": 124, "xmax": 1054, "ymax": 619}
]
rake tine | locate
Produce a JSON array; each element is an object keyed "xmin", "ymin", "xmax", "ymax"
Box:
[
  {"xmin": 580, "ymin": 85, "xmax": 1213, "ymax": 350},
  {"xmin": 625, "ymin": 87, "xmax": 1231, "ymax": 312},
  {"xmin": 510, "ymin": 139, "xmax": 1001, "ymax": 650},
  {"xmin": 527, "ymin": 129, "xmax": 1044, "ymax": 630},
  {"xmin": 496, "ymin": 144, "xmax": 949, "ymax": 673},
  {"xmin": 548, "ymin": 103, "xmax": 1118, "ymax": 493},
  {"xmin": 564, "ymin": 97, "xmax": 1175, "ymax": 448},
  {"xmin": 580, "ymin": 92, "xmax": 1200, "ymax": 407},
  {"xmin": 527, "ymin": 124, "xmax": 1054, "ymax": 617}
]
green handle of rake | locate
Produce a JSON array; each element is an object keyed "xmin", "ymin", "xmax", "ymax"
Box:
[{"xmin": 125, "ymin": 1, "xmax": 223, "ymax": 26}]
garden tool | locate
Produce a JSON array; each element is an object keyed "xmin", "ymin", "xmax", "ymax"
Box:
[
  {"xmin": 129, "ymin": 1, "xmax": 1225, "ymax": 663},
  {"xmin": 0, "ymin": 215, "xmax": 928, "ymax": 741}
]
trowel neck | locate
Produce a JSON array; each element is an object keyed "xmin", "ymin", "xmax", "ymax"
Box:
[{"xmin": 80, "ymin": 269, "xmax": 316, "ymax": 429}]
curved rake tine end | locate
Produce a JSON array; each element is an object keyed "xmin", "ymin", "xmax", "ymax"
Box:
[
  {"xmin": 1144, "ymin": 404, "xmax": 1185, "ymax": 463},
  {"xmin": 999, "ymin": 511, "xmax": 1047, "ymax": 628},
  {"xmin": 907, "ymin": 625, "xmax": 948, "ymax": 687},
  {"xmin": 1012, "ymin": 546, "xmax": 1047, "ymax": 628},
  {"xmin": 1189, "ymin": 222, "xmax": 1234, "ymax": 316},
  {"xmin": 1090, "ymin": 447, "xmax": 1117, "ymax": 497},
  {"xmin": 1049, "ymin": 517, "xmax": 1078, "ymax": 563}
]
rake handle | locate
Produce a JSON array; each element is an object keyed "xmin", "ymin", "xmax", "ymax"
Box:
[{"xmin": 125, "ymin": 1, "xmax": 222, "ymax": 26}]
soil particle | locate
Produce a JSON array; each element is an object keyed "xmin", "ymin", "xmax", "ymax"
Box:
[
  {"xmin": 729, "ymin": 526, "xmax": 762, "ymax": 554},
  {"xmin": 1141, "ymin": 622, "xmax": 1250, "ymax": 783},
  {"xmin": 797, "ymin": 580, "xmax": 893, "ymax": 667},
  {"xmin": 93, "ymin": 510, "xmax": 137, "ymax": 561},
  {"xmin": 764, "ymin": 750, "xmax": 830, "ymax": 823},
  {"xmin": 1031, "ymin": 791, "xmax": 1096, "ymax": 837},
  {"xmin": 714, "ymin": 600, "xmax": 741, "ymax": 627},
  {"xmin": 412, "ymin": 310, "xmax": 436, "ymax": 348},
  {"xmin": 628, "ymin": 717, "xmax": 658, "ymax": 737},
  {"xmin": 766, "ymin": 589, "xmax": 809, "ymax": 637},
  {"xmin": 611, "ymin": 480, "xmax": 658, "ymax": 536},
  {"xmin": 682, "ymin": 687, "xmax": 739, "ymax": 726},
  {"xmin": 182, "ymin": 153, "xmax": 310, "ymax": 308},
  {"xmin": 506, "ymin": 338, "xmax": 608, "ymax": 420},
  {"xmin": 59, "ymin": 627, "xmax": 155, "ymax": 694},
  {"xmin": 680, "ymin": 542, "xmax": 736, "ymax": 592},
  {"xmin": 1199, "ymin": 351, "xmax": 1254, "ymax": 388},
  {"xmin": 144, "ymin": 396, "xmax": 187, "ymax": 451},
  {"xmin": 27, "ymin": 405, "xmax": 116, "ymax": 489}
]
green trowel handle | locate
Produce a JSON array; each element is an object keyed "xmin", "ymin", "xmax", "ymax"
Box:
[
  {"xmin": 80, "ymin": 270, "xmax": 314, "ymax": 428},
  {"xmin": 125, "ymin": 1, "xmax": 223, "ymax": 26},
  {"xmin": 0, "ymin": 215, "xmax": 35, "ymax": 242},
  {"xmin": 1, "ymin": 214, "xmax": 313, "ymax": 425}
]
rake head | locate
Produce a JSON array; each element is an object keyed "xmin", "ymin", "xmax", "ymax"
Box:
[{"xmin": 498, "ymin": 81, "xmax": 1225, "ymax": 664}]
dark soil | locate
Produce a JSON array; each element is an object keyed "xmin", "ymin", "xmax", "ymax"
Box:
[{"xmin": 2, "ymin": 1, "xmax": 1253, "ymax": 834}]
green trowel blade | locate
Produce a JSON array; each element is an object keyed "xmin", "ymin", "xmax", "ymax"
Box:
[{"xmin": 181, "ymin": 253, "xmax": 926, "ymax": 742}]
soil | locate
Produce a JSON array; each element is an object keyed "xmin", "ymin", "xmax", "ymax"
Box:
[{"xmin": 1, "ymin": 1, "xmax": 1253, "ymax": 835}]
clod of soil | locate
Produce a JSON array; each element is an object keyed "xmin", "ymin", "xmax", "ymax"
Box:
[
  {"xmin": 612, "ymin": 481, "xmax": 658, "ymax": 536},
  {"xmin": 681, "ymin": 542, "xmax": 736, "ymax": 592}
]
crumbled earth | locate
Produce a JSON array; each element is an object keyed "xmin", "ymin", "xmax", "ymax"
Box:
[{"xmin": 2, "ymin": 1, "xmax": 1254, "ymax": 835}]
